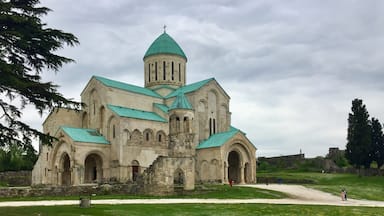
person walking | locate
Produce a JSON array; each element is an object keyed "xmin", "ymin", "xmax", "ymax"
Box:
[
  {"xmin": 344, "ymin": 189, "xmax": 347, "ymax": 201},
  {"xmin": 340, "ymin": 189, "xmax": 345, "ymax": 201}
]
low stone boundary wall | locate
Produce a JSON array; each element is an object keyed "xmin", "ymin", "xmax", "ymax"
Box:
[
  {"xmin": 0, "ymin": 184, "xmax": 140, "ymax": 198},
  {"xmin": 0, "ymin": 171, "xmax": 31, "ymax": 186}
]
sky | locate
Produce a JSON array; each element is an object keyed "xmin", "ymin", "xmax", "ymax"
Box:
[{"xmin": 23, "ymin": 0, "xmax": 384, "ymax": 157}]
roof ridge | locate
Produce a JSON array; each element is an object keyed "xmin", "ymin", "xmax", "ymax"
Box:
[
  {"xmin": 93, "ymin": 76, "xmax": 163, "ymax": 98},
  {"xmin": 196, "ymin": 127, "xmax": 240, "ymax": 149},
  {"xmin": 107, "ymin": 104, "xmax": 167, "ymax": 123},
  {"xmin": 169, "ymin": 91, "xmax": 193, "ymax": 110},
  {"xmin": 165, "ymin": 77, "xmax": 215, "ymax": 98}
]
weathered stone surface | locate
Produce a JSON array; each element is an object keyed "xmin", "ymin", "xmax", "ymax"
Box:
[
  {"xmin": 31, "ymin": 32, "xmax": 257, "ymax": 195},
  {"xmin": 0, "ymin": 171, "xmax": 31, "ymax": 186}
]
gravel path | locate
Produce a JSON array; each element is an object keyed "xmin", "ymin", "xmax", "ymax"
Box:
[{"xmin": 0, "ymin": 184, "xmax": 383, "ymax": 207}]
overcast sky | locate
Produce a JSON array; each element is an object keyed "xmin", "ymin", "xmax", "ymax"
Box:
[{"xmin": 24, "ymin": 0, "xmax": 384, "ymax": 157}]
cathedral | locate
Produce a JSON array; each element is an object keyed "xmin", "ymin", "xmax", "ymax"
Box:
[{"xmin": 32, "ymin": 31, "xmax": 257, "ymax": 192}]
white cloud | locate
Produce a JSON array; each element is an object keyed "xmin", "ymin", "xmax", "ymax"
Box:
[{"xmin": 27, "ymin": 0, "xmax": 384, "ymax": 157}]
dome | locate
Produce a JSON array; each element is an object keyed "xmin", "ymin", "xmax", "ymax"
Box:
[{"xmin": 143, "ymin": 32, "xmax": 187, "ymax": 60}]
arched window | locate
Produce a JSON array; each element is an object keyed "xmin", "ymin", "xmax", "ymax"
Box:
[
  {"xmin": 112, "ymin": 125, "xmax": 116, "ymax": 138},
  {"xmin": 178, "ymin": 63, "xmax": 181, "ymax": 81},
  {"xmin": 131, "ymin": 160, "xmax": 140, "ymax": 181},
  {"xmin": 148, "ymin": 63, "xmax": 151, "ymax": 82},
  {"xmin": 209, "ymin": 118, "xmax": 212, "ymax": 136},
  {"xmin": 99, "ymin": 106, "xmax": 105, "ymax": 134},
  {"xmin": 93, "ymin": 100, "xmax": 96, "ymax": 115},
  {"xmin": 171, "ymin": 62, "xmax": 174, "ymax": 80},
  {"xmin": 143, "ymin": 129, "xmax": 153, "ymax": 144},
  {"xmin": 156, "ymin": 130, "xmax": 166, "ymax": 145},
  {"xmin": 213, "ymin": 118, "xmax": 216, "ymax": 134},
  {"xmin": 209, "ymin": 118, "xmax": 216, "ymax": 136},
  {"xmin": 184, "ymin": 116, "xmax": 190, "ymax": 133},
  {"xmin": 176, "ymin": 117, "xmax": 180, "ymax": 133},
  {"xmin": 155, "ymin": 62, "xmax": 158, "ymax": 80},
  {"xmin": 163, "ymin": 61, "xmax": 166, "ymax": 80}
]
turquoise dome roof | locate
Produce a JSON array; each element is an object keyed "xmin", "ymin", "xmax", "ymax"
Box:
[{"xmin": 144, "ymin": 32, "xmax": 187, "ymax": 60}]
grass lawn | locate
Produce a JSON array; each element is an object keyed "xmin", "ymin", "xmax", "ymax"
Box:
[
  {"xmin": 257, "ymin": 171, "xmax": 384, "ymax": 201},
  {"xmin": 2, "ymin": 203, "xmax": 383, "ymax": 216},
  {"xmin": 0, "ymin": 184, "xmax": 286, "ymax": 202}
]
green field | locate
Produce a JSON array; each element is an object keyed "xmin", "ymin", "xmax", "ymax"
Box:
[
  {"xmin": 1, "ymin": 172, "xmax": 384, "ymax": 215},
  {"xmin": 257, "ymin": 171, "xmax": 384, "ymax": 201},
  {"xmin": 2, "ymin": 203, "xmax": 382, "ymax": 216}
]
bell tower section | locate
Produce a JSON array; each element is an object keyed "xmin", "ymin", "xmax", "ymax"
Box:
[{"xmin": 143, "ymin": 31, "xmax": 187, "ymax": 89}]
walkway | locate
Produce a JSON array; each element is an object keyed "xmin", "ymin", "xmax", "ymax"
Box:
[{"xmin": 0, "ymin": 184, "xmax": 383, "ymax": 207}]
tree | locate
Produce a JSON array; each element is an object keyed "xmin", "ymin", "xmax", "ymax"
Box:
[
  {"xmin": 0, "ymin": 0, "xmax": 81, "ymax": 150},
  {"xmin": 0, "ymin": 143, "xmax": 38, "ymax": 171},
  {"xmin": 345, "ymin": 99, "xmax": 372, "ymax": 171},
  {"xmin": 371, "ymin": 117, "xmax": 384, "ymax": 172}
]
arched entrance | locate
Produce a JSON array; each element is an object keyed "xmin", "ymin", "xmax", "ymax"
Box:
[
  {"xmin": 84, "ymin": 154, "xmax": 103, "ymax": 183},
  {"xmin": 61, "ymin": 153, "xmax": 71, "ymax": 185},
  {"xmin": 174, "ymin": 168, "xmax": 185, "ymax": 193},
  {"xmin": 228, "ymin": 151, "xmax": 241, "ymax": 184},
  {"xmin": 131, "ymin": 160, "xmax": 140, "ymax": 181}
]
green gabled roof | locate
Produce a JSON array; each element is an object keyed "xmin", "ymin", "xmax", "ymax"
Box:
[
  {"xmin": 154, "ymin": 103, "xmax": 169, "ymax": 114},
  {"xmin": 196, "ymin": 126, "xmax": 240, "ymax": 149},
  {"xmin": 144, "ymin": 32, "xmax": 187, "ymax": 60},
  {"xmin": 94, "ymin": 76, "xmax": 162, "ymax": 98},
  {"xmin": 108, "ymin": 104, "xmax": 167, "ymax": 122},
  {"xmin": 165, "ymin": 78, "xmax": 214, "ymax": 98},
  {"xmin": 61, "ymin": 127, "xmax": 109, "ymax": 144},
  {"xmin": 151, "ymin": 85, "xmax": 177, "ymax": 91},
  {"xmin": 169, "ymin": 92, "xmax": 193, "ymax": 110}
]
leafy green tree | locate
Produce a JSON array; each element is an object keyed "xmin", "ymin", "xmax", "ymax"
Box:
[
  {"xmin": 0, "ymin": 0, "xmax": 81, "ymax": 150},
  {"xmin": 345, "ymin": 99, "xmax": 373, "ymax": 171},
  {"xmin": 371, "ymin": 117, "xmax": 384, "ymax": 172},
  {"xmin": 0, "ymin": 143, "xmax": 37, "ymax": 171}
]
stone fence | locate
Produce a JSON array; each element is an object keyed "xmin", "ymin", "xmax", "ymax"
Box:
[
  {"xmin": 0, "ymin": 183, "xmax": 140, "ymax": 198},
  {"xmin": 0, "ymin": 171, "xmax": 31, "ymax": 186}
]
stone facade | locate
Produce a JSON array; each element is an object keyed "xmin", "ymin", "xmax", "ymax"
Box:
[
  {"xmin": 32, "ymin": 31, "xmax": 257, "ymax": 194},
  {"xmin": 0, "ymin": 171, "xmax": 31, "ymax": 186}
]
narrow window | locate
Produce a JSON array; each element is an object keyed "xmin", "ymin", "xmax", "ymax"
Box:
[
  {"xmin": 155, "ymin": 62, "xmax": 158, "ymax": 80},
  {"xmin": 113, "ymin": 125, "xmax": 116, "ymax": 138},
  {"xmin": 209, "ymin": 118, "xmax": 212, "ymax": 136},
  {"xmin": 176, "ymin": 117, "xmax": 180, "ymax": 132},
  {"xmin": 172, "ymin": 62, "xmax": 174, "ymax": 80},
  {"xmin": 213, "ymin": 118, "xmax": 216, "ymax": 134},
  {"xmin": 178, "ymin": 63, "xmax": 181, "ymax": 81},
  {"xmin": 148, "ymin": 63, "xmax": 151, "ymax": 82},
  {"xmin": 46, "ymin": 152, "xmax": 48, "ymax": 161},
  {"xmin": 163, "ymin": 61, "xmax": 166, "ymax": 80},
  {"xmin": 146, "ymin": 132, "xmax": 149, "ymax": 141},
  {"xmin": 158, "ymin": 134, "xmax": 162, "ymax": 142},
  {"xmin": 93, "ymin": 101, "xmax": 96, "ymax": 115}
]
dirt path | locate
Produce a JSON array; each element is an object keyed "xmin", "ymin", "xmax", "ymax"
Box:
[
  {"xmin": 241, "ymin": 184, "xmax": 384, "ymax": 207},
  {"xmin": 0, "ymin": 184, "xmax": 383, "ymax": 207}
]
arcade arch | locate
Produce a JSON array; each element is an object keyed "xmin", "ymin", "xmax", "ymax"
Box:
[{"xmin": 84, "ymin": 153, "xmax": 103, "ymax": 183}]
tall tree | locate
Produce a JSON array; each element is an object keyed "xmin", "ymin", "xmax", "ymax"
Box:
[
  {"xmin": 371, "ymin": 117, "xmax": 384, "ymax": 172},
  {"xmin": 345, "ymin": 99, "xmax": 372, "ymax": 171},
  {"xmin": 0, "ymin": 0, "xmax": 81, "ymax": 149}
]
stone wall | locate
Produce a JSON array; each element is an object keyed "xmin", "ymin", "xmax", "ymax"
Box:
[
  {"xmin": 0, "ymin": 184, "xmax": 140, "ymax": 198},
  {"xmin": 0, "ymin": 171, "xmax": 31, "ymax": 186},
  {"xmin": 137, "ymin": 155, "xmax": 195, "ymax": 195}
]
